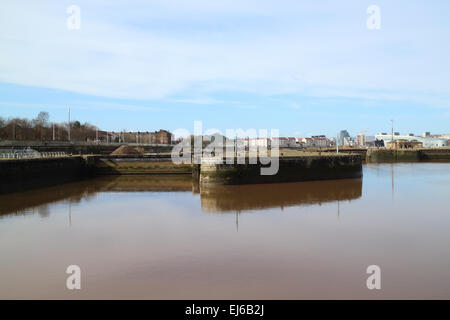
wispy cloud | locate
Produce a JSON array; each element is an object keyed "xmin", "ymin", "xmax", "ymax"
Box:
[
  {"xmin": 71, "ymin": 101, "xmax": 161, "ymax": 111},
  {"xmin": 0, "ymin": 100, "xmax": 160, "ymax": 112},
  {"xmin": 1, "ymin": 0, "xmax": 449, "ymax": 106},
  {"xmin": 170, "ymin": 97, "xmax": 225, "ymax": 105},
  {"xmin": 0, "ymin": 102, "xmax": 62, "ymax": 110}
]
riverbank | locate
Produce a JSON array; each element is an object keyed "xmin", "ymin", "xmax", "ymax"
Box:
[
  {"xmin": 0, "ymin": 153, "xmax": 363, "ymax": 193},
  {"xmin": 3, "ymin": 147, "xmax": 450, "ymax": 193}
]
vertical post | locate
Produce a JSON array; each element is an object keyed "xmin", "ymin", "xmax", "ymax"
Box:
[
  {"xmin": 52, "ymin": 123, "xmax": 55, "ymax": 140},
  {"xmin": 68, "ymin": 106, "xmax": 71, "ymax": 141},
  {"xmin": 235, "ymin": 134, "xmax": 237, "ymax": 158},
  {"xmin": 96, "ymin": 127, "xmax": 99, "ymax": 144},
  {"xmin": 336, "ymin": 133, "xmax": 339, "ymax": 154},
  {"xmin": 391, "ymin": 119, "xmax": 394, "ymax": 146}
]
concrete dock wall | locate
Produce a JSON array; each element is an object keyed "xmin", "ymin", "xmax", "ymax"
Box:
[
  {"xmin": 199, "ymin": 155, "xmax": 362, "ymax": 185},
  {"xmin": 93, "ymin": 156, "xmax": 192, "ymax": 175},
  {"xmin": 0, "ymin": 156, "xmax": 94, "ymax": 194},
  {"xmin": 420, "ymin": 149, "xmax": 450, "ymax": 160},
  {"xmin": 0, "ymin": 155, "xmax": 192, "ymax": 194},
  {"xmin": 366, "ymin": 149, "xmax": 420, "ymax": 162},
  {"xmin": 366, "ymin": 148, "xmax": 450, "ymax": 162}
]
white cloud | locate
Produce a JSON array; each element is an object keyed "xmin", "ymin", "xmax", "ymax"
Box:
[
  {"xmin": 0, "ymin": 0, "xmax": 449, "ymax": 107},
  {"xmin": 169, "ymin": 97, "xmax": 226, "ymax": 105}
]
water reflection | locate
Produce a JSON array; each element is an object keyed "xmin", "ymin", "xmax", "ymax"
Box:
[
  {"xmin": 2, "ymin": 163, "xmax": 450, "ymax": 299},
  {"xmin": 0, "ymin": 175, "xmax": 362, "ymax": 218},
  {"xmin": 200, "ymin": 179, "xmax": 362, "ymax": 213},
  {"xmin": 0, "ymin": 175, "xmax": 192, "ymax": 218}
]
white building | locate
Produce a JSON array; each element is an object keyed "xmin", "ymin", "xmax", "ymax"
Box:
[
  {"xmin": 356, "ymin": 134, "xmax": 366, "ymax": 147},
  {"xmin": 287, "ymin": 137, "xmax": 297, "ymax": 148},
  {"xmin": 271, "ymin": 137, "xmax": 296, "ymax": 148},
  {"xmin": 375, "ymin": 133, "xmax": 448, "ymax": 148},
  {"xmin": 249, "ymin": 138, "xmax": 270, "ymax": 148},
  {"xmin": 301, "ymin": 136, "xmax": 329, "ymax": 148},
  {"xmin": 301, "ymin": 138, "xmax": 314, "ymax": 147}
]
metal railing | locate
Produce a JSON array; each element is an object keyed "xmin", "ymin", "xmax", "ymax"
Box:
[{"xmin": 0, "ymin": 151, "xmax": 68, "ymax": 159}]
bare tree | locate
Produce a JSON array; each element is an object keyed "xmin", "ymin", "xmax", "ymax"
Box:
[{"xmin": 36, "ymin": 111, "xmax": 49, "ymax": 127}]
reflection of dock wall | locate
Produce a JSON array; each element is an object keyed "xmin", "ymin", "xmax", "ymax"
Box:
[
  {"xmin": 199, "ymin": 155, "xmax": 362, "ymax": 185},
  {"xmin": 0, "ymin": 175, "xmax": 193, "ymax": 218},
  {"xmin": 200, "ymin": 178, "xmax": 362, "ymax": 212}
]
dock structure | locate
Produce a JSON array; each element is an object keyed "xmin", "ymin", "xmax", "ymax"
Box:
[{"xmin": 199, "ymin": 154, "xmax": 363, "ymax": 185}]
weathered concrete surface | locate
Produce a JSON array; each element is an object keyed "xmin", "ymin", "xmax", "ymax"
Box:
[
  {"xmin": 0, "ymin": 155, "xmax": 191, "ymax": 194},
  {"xmin": 420, "ymin": 148, "xmax": 450, "ymax": 160},
  {"xmin": 366, "ymin": 149, "xmax": 420, "ymax": 162},
  {"xmin": 92, "ymin": 155, "xmax": 191, "ymax": 175},
  {"xmin": 199, "ymin": 155, "xmax": 363, "ymax": 185},
  {"xmin": 366, "ymin": 148, "xmax": 450, "ymax": 162},
  {"xmin": 0, "ymin": 156, "xmax": 93, "ymax": 194},
  {"xmin": 0, "ymin": 153, "xmax": 363, "ymax": 192},
  {"xmin": 94, "ymin": 158, "xmax": 192, "ymax": 175}
]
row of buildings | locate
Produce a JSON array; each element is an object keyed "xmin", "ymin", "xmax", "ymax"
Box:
[
  {"xmin": 244, "ymin": 130, "xmax": 450, "ymax": 149},
  {"xmin": 243, "ymin": 136, "xmax": 332, "ymax": 148},
  {"xmin": 90, "ymin": 128, "xmax": 449, "ymax": 149},
  {"xmin": 96, "ymin": 129, "xmax": 173, "ymax": 144},
  {"xmin": 374, "ymin": 132, "xmax": 449, "ymax": 148}
]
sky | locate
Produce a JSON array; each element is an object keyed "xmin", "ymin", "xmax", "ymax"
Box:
[{"xmin": 1, "ymin": 0, "xmax": 450, "ymax": 138}]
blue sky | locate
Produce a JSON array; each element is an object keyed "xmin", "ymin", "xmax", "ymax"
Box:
[{"xmin": 1, "ymin": 0, "xmax": 450, "ymax": 137}]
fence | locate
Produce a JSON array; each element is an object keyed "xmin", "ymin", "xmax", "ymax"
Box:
[{"xmin": 0, "ymin": 151, "xmax": 68, "ymax": 159}]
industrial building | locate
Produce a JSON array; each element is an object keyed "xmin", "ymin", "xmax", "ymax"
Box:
[
  {"xmin": 338, "ymin": 130, "xmax": 351, "ymax": 146},
  {"xmin": 375, "ymin": 133, "xmax": 448, "ymax": 148}
]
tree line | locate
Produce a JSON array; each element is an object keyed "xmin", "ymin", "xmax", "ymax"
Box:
[{"xmin": 0, "ymin": 111, "xmax": 99, "ymax": 142}]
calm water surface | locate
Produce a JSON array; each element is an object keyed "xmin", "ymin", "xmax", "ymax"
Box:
[{"xmin": 1, "ymin": 163, "xmax": 450, "ymax": 299}]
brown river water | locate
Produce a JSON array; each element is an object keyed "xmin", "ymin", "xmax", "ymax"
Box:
[{"xmin": 0, "ymin": 163, "xmax": 449, "ymax": 299}]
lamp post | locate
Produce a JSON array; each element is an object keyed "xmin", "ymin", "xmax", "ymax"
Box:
[
  {"xmin": 68, "ymin": 106, "xmax": 71, "ymax": 141},
  {"xmin": 336, "ymin": 133, "xmax": 339, "ymax": 154},
  {"xmin": 391, "ymin": 119, "xmax": 394, "ymax": 147}
]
